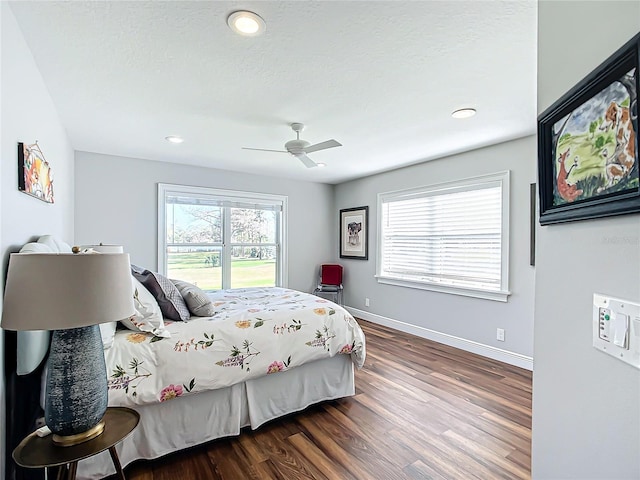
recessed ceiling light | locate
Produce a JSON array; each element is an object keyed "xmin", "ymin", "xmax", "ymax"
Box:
[
  {"xmin": 316, "ymin": 162, "xmax": 326, "ymax": 168},
  {"xmin": 227, "ymin": 11, "xmax": 266, "ymax": 36},
  {"xmin": 165, "ymin": 135, "xmax": 184, "ymax": 144},
  {"xmin": 451, "ymin": 108, "xmax": 477, "ymax": 119}
]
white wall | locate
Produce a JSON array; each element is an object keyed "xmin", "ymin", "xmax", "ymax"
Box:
[
  {"xmin": 533, "ymin": 2, "xmax": 640, "ymax": 479},
  {"xmin": 334, "ymin": 135, "xmax": 536, "ymax": 365},
  {"xmin": 1, "ymin": 6, "xmax": 74, "ymax": 251},
  {"xmin": 74, "ymin": 151, "xmax": 335, "ymax": 293},
  {"xmin": 1, "ymin": 2, "xmax": 75, "ymax": 476},
  {"xmin": 0, "ymin": 6, "xmax": 4, "ymax": 476}
]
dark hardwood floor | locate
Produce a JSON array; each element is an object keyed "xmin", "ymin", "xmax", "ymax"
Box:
[{"xmin": 125, "ymin": 319, "xmax": 532, "ymax": 480}]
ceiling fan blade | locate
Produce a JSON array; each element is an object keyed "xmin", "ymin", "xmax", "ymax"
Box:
[
  {"xmin": 303, "ymin": 139, "xmax": 342, "ymax": 154},
  {"xmin": 242, "ymin": 147, "xmax": 289, "ymax": 153},
  {"xmin": 296, "ymin": 153, "xmax": 317, "ymax": 168}
]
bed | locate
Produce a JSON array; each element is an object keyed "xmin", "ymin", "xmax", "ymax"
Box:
[{"xmin": 76, "ymin": 287, "xmax": 366, "ymax": 479}]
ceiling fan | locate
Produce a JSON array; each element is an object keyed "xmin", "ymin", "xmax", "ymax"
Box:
[{"xmin": 242, "ymin": 123, "xmax": 342, "ymax": 168}]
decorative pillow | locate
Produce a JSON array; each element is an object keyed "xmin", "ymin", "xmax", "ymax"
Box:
[
  {"xmin": 37, "ymin": 235, "xmax": 72, "ymax": 253},
  {"xmin": 120, "ymin": 277, "xmax": 170, "ymax": 338},
  {"xmin": 19, "ymin": 242, "xmax": 53, "ymax": 253},
  {"xmin": 131, "ymin": 265, "xmax": 190, "ymax": 321},
  {"xmin": 171, "ymin": 279, "xmax": 216, "ymax": 317},
  {"xmin": 99, "ymin": 322, "xmax": 117, "ymax": 349}
]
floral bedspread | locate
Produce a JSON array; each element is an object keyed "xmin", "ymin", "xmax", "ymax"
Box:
[{"xmin": 106, "ymin": 287, "xmax": 366, "ymax": 406}]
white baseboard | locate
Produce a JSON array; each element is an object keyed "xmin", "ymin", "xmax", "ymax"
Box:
[{"xmin": 345, "ymin": 306, "xmax": 533, "ymax": 371}]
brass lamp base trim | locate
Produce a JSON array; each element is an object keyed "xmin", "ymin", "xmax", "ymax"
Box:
[{"xmin": 52, "ymin": 420, "xmax": 105, "ymax": 446}]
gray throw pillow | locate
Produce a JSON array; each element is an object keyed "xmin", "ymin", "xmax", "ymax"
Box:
[
  {"xmin": 131, "ymin": 265, "xmax": 190, "ymax": 321},
  {"xmin": 171, "ymin": 279, "xmax": 216, "ymax": 317}
]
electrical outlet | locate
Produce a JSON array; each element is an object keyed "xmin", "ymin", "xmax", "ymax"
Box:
[
  {"xmin": 365, "ymin": 298, "xmax": 370, "ymax": 307},
  {"xmin": 497, "ymin": 328, "xmax": 505, "ymax": 342}
]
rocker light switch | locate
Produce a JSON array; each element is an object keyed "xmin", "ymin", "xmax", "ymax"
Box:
[{"xmin": 612, "ymin": 313, "xmax": 629, "ymax": 349}]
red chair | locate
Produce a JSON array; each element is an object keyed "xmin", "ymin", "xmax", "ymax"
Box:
[{"xmin": 313, "ymin": 264, "xmax": 344, "ymax": 305}]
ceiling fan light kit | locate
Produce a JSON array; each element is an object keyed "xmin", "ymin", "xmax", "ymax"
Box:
[
  {"xmin": 242, "ymin": 123, "xmax": 342, "ymax": 168},
  {"xmin": 227, "ymin": 11, "xmax": 266, "ymax": 36}
]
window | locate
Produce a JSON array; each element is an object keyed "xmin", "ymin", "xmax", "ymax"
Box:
[
  {"xmin": 377, "ymin": 171, "xmax": 510, "ymax": 302},
  {"xmin": 158, "ymin": 184, "xmax": 287, "ymax": 290}
]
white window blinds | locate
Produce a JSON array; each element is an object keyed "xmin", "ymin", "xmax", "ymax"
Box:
[
  {"xmin": 166, "ymin": 194, "xmax": 283, "ymax": 211},
  {"xmin": 377, "ymin": 172, "xmax": 510, "ymax": 301}
]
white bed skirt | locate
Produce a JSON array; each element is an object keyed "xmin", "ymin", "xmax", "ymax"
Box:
[{"xmin": 77, "ymin": 354, "xmax": 355, "ymax": 479}]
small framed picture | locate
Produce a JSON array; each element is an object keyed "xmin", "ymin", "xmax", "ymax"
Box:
[
  {"xmin": 340, "ymin": 206, "xmax": 368, "ymax": 260},
  {"xmin": 18, "ymin": 142, "xmax": 54, "ymax": 204}
]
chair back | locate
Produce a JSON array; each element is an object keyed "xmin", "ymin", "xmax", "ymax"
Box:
[{"xmin": 320, "ymin": 264, "xmax": 343, "ymax": 286}]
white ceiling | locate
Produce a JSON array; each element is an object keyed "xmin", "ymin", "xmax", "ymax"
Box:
[{"xmin": 10, "ymin": 1, "xmax": 537, "ymax": 185}]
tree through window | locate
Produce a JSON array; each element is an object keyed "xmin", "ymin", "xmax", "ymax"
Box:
[{"xmin": 159, "ymin": 184, "xmax": 287, "ymax": 290}]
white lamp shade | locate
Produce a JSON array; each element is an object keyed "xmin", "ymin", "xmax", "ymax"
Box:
[{"xmin": 1, "ymin": 253, "xmax": 135, "ymax": 331}]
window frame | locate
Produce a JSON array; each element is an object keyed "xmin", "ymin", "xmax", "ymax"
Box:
[
  {"xmin": 376, "ymin": 171, "xmax": 510, "ymax": 302},
  {"xmin": 158, "ymin": 183, "xmax": 288, "ymax": 289}
]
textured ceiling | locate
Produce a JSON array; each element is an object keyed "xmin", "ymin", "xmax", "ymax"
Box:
[{"xmin": 9, "ymin": 1, "xmax": 537, "ymax": 184}]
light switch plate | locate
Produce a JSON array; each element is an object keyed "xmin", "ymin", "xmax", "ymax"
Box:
[{"xmin": 593, "ymin": 294, "xmax": 640, "ymax": 369}]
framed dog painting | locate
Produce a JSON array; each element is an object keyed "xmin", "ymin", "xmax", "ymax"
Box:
[
  {"xmin": 537, "ymin": 32, "xmax": 639, "ymax": 225},
  {"xmin": 340, "ymin": 206, "xmax": 368, "ymax": 260}
]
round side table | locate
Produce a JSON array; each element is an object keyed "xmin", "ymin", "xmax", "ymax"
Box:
[{"xmin": 13, "ymin": 407, "xmax": 140, "ymax": 480}]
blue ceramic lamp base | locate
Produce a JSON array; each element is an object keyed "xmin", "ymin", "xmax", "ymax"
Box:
[{"xmin": 46, "ymin": 325, "xmax": 108, "ymax": 446}]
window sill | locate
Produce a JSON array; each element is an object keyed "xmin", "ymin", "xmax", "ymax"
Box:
[{"xmin": 375, "ymin": 275, "xmax": 510, "ymax": 302}]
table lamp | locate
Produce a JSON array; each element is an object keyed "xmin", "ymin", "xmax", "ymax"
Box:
[{"xmin": 1, "ymin": 252, "xmax": 135, "ymax": 446}]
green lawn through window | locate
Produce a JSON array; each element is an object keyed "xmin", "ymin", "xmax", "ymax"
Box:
[{"xmin": 167, "ymin": 251, "xmax": 275, "ymax": 290}]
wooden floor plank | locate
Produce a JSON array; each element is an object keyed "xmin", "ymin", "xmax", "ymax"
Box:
[
  {"xmin": 506, "ymin": 447, "xmax": 532, "ymax": 471},
  {"xmin": 251, "ymin": 459, "xmax": 286, "ymax": 480},
  {"xmin": 388, "ymin": 428, "xmax": 484, "ymax": 480},
  {"xmin": 287, "ymin": 432, "xmax": 349, "ymax": 480},
  {"xmin": 403, "ymin": 459, "xmax": 449, "ymax": 480},
  {"xmin": 124, "ymin": 319, "xmax": 532, "ymax": 480},
  {"xmin": 296, "ymin": 413, "xmax": 410, "ymax": 480},
  {"xmin": 205, "ymin": 442, "xmax": 249, "ymax": 480},
  {"xmin": 442, "ymin": 430, "xmax": 528, "ymax": 479}
]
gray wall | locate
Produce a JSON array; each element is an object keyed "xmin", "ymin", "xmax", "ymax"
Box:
[
  {"xmin": 334, "ymin": 135, "xmax": 536, "ymax": 360},
  {"xmin": 1, "ymin": 3, "xmax": 75, "ymax": 474},
  {"xmin": 533, "ymin": 2, "xmax": 640, "ymax": 479},
  {"xmin": 74, "ymin": 151, "xmax": 335, "ymax": 293}
]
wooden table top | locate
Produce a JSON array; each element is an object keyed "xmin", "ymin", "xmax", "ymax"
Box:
[{"xmin": 13, "ymin": 407, "xmax": 139, "ymax": 468}]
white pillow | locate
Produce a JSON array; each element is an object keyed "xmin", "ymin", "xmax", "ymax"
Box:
[
  {"xmin": 120, "ymin": 277, "xmax": 170, "ymax": 338},
  {"xmin": 19, "ymin": 242, "xmax": 53, "ymax": 253},
  {"xmin": 99, "ymin": 322, "xmax": 117, "ymax": 349},
  {"xmin": 37, "ymin": 234, "xmax": 72, "ymax": 253}
]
